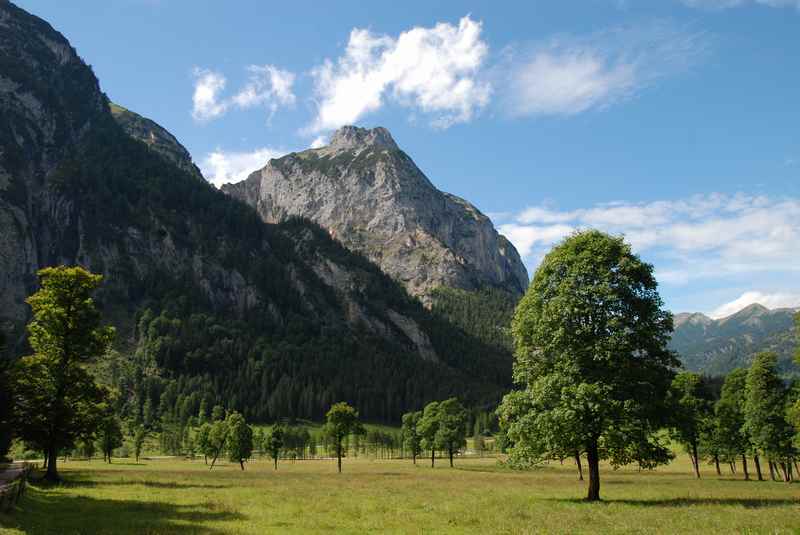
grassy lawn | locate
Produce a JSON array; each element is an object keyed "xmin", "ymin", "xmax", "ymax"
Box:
[{"xmin": 0, "ymin": 454, "xmax": 797, "ymax": 534}]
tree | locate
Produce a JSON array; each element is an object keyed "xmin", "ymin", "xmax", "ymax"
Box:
[
  {"xmin": 434, "ymin": 398, "xmax": 467, "ymax": 467},
  {"xmin": 196, "ymin": 422, "xmax": 213, "ymax": 464},
  {"xmin": 266, "ymin": 424, "xmax": 285, "ymax": 470},
  {"xmin": 97, "ymin": 410, "xmax": 124, "ymax": 463},
  {"xmin": 10, "ymin": 267, "xmax": 115, "ymax": 481},
  {"xmin": 418, "ymin": 401, "xmax": 441, "ymax": 468},
  {"xmin": 322, "ymin": 402, "xmax": 364, "ymax": 473},
  {"xmin": 401, "ymin": 411, "xmax": 423, "ymax": 464},
  {"xmin": 743, "ymin": 352, "xmax": 795, "ymax": 482},
  {"xmin": 498, "ymin": 231, "xmax": 677, "ymax": 501},
  {"xmin": 668, "ymin": 372, "xmax": 714, "ymax": 478},
  {"xmin": 226, "ymin": 412, "xmax": 253, "ymax": 470},
  {"xmin": 132, "ymin": 427, "xmax": 147, "ymax": 463},
  {"xmin": 713, "ymin": 369, "xmax": 750, "ymax": 479},
  {"xmin": 211, "ymin": 404, "xmax": 225, "ymax": 422},
  {"xmin": 208, "ymin": 418, "xmax": 229, "ymax": 469}
]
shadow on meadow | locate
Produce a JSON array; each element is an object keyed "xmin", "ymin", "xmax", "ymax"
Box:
[
  {"xmin": 550, "ymin": 497, "xmax": 799, "ymax": 508},
  {"xmin": 58, "ymin": 475, "xmax": 229, "ymax": 490},
  {"xmin": 0, "ymin": 484, "xmax": 242, "ymax": 534}
]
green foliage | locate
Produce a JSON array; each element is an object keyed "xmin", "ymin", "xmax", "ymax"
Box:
[
  {"xmin": 323, "ymin": 402, "xmax": 365, "ymax": 472},
  {"xmin": 266, "ymin": 425, "xmax": 285, "ymax": 469},
  {"xmin": 668, "ymin": 372, "xmax": 714, "ymax": 477},
  {"xmin": 96, "ymin": 409, "xmax": 124, "ymax": 463},
  {"xmin": 196, "ymin": 423, "xmax": 213, "ymax": 463},
  {"xmin": 498, "ymin": 231, "xmax": 677, "ymax": 500},
  {"xmin": 432, "ymin": 398, "xmax": 467, "ymax": 467},
  {"xmin": 712, "ymin": 368, "xmax": 749, "ymax": 462},
  {"xmin": 401, "ymin": 411, "xmax": 423, "ymax": 462},
  {"xmin": 226, "ymin": 412, "xmax": 253, "ymax": 470},
  {"xmin": 743, "ymin": 353, "xmax": 795, "ymax": 468},
  {"xmin": 10, "ymin": 266, "xmax": 114, "ymax": 480},
  {"xmin": 430, "ymin": 286, "xmax": 516, "ymax": 352},
  {"xmin": 132, "ymin": 427, "xmax": 147, "ymax": 462}
]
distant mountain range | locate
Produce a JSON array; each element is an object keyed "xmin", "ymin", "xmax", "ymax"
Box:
[{"xmin": 669, "ymin": 303, "xmax": 798, "ymax": 376}]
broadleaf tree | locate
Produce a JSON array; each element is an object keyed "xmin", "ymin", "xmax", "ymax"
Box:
[
  {"xmin": 498, "ymin": 231, "xmax": 677, "ymax": 501},
  {"xmin": 401, "ymin": 411, "xmax": 423, "ymax": 464},
  {"xmin": 323, "ymin": 402, "xmax": 364, "ymax": 473},
  {"xmin": 10, "ymin": 266, "xmax": 115, "ymax": 481},
  {"xmin": 226, "ymin": 412, "xmax": 253, "ymax": 470},
  {"xmin": 668, "ymin": 372, "xmax": 714, "ymax": 478},
  {"xmin": 434, "ymin": 398, "xmax": 467, "ymax": 467},
  {"xmin": 418, "ymin": 401, "xmax": 441, "ymax": 468},
  {"xmin": 266, "ymin": 424, "xmax": 285, "ymax": 470}
]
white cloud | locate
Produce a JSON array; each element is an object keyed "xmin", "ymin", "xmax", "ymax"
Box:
[
  {"xmin": 308, "ymin": 16, "xmax": 490, "ymax": 133},
  {"xmin": 309, "ymin": 136, "xmax": 327, "ymax": 149},
  {"xmin": 191, "ymin": 68, "xmax": 227, "ymax": 121},
  {"xmin": 710, "ymin": 291, "xmax": 800, "ymax": 319},
  {"xmin": 497, "ymin": 193, "xmax": 800, "ymax": 292},
  {"xmin": 681, "ymin": 0, "xmax": 800, "ymax": 9},
  {"xmin": 192, "ymin": 65, "xmax": 296, "ymax": 122},
  {"xmin": 504, "ymin": 23, "xmax": 707, "ymax": 117},
  {"xmin": 200, "ymin": 147, "xmax": 286, "ymax": 188}
]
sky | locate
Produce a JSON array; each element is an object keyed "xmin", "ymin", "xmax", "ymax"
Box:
[{"xmin": 17, "ymin": 0, "xmax": 800, "ymax": 317}]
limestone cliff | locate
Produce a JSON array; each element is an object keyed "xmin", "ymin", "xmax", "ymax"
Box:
[{"xmin": 223, "ymin": 126, "xmax": 529, "ymax": 301}]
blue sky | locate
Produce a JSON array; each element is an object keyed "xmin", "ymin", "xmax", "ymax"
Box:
[{"xmin": 18, "ymin": 0, "xmax": 800, "ymax": 316}]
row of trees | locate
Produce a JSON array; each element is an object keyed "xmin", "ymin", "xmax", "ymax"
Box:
[{"xmin": 670, "ymin": 353, "xmax": 798, "ymax": 482}]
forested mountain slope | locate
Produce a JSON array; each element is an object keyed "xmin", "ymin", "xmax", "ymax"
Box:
[
  {"xmin": 0, "ymin": 0, "xmax": 511, "ymax": 423},
  {"xmin": 670, "ymin": 304, "xmax": 798, "ymax": 376}
]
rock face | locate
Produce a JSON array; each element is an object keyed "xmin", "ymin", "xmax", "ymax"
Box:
[
  {"xmin": 223, "ymin": 125, "xmax": 529, "ymax": 300},
  {"xmin": 109, "ymin": 102, "xmax": 202, "ymax": 178},
  {"xmin": 670, "ymin": 304, "xmax": 798, "ymax": 375}
]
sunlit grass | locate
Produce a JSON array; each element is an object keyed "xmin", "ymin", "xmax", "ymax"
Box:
[{"xmin": 0, "ymin": 454, "xmax": 797, "ymax": 534}]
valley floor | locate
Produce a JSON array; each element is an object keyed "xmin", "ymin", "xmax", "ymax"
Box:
[{"xmin": 0, "ymin": 455, "xmax": 798, "ymax": 534}]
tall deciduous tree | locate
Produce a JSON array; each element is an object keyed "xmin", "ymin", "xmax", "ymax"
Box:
[
  {"xmin": 11, "ymin": 267, "xmax": 115, "ymax": 481},
  {"xmin": 498, "ymin": 231, "xmax": 677, "ymax": 501},
  {"xmin": 434, "ymin": 398, "xmax": 467, "ymax": 467},
  {"xmin": 323, "ymin": 402, "xmax": 364, "ymax": 473},
  {"xmin": 743, "ymin": 352, "xmax": 795, "ymax": 482},
  {"xmin": 196, "ymin": 422, "xmax": 213, "ymax": 464},
  {"xmin": 668, "ymin": 372, "xmax": 714, "ymax": 478},
  {"xmin": 226, "ymin": 411, "xmax": 253, "ymax": 470},
  {"xmin": 418, "ymin": 401, "xmax": 441, "ymax": 468},
  {"xmin": 401, "ymin": 411, "xmax": 423, "ymax": 464},
  {"xmin": 714, "ymin": 369, "xmax": 751, "ymax": 480},
  {"xmin": 97, "ymin": 408, "xmax": 124, "ymax": 463},
  {"xmin": 266, "ymin": 424, "xmax": 285, "ymax": 470},
  {"xmin": 132, "ymin": 427, "xmax": 147, "ymax": 463}
]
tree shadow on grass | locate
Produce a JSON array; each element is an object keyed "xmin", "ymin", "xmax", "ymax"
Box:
[
  {"xmin": 0, "ymin": 485, "xmax": 243, "ymax": 534},
  {"xmin": 548, "ymin": 497, "xmax": 799, "ymax": 508},
  {"xmin": 61, "ymin": 477, "xmax": 229, "ymax": 490}
]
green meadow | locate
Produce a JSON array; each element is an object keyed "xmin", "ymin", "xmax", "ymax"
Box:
[{"xmin": 1, "ymin": 454, "xmax": 797, "ymax": 534}]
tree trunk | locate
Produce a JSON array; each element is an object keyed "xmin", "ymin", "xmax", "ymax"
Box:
[
  {"xmin": 337, "ymin": 442, "xmax": 342, "ymax": 473},
  {"xmin": 274, "ymin": 457, "xmax": 278, "ymax": 470},
  {"xmin": 691, "ymin": 441, "xmax": 701, "ymax": 479},
  {"xmin": 768, "ymin": 460, "xmax": 776, "ymax": 481},
  {"xmin": 431, "ymin": 448, "xmax": 435, "ymax": 468},
  {"xmin": 412, "ymin": 452, "xmax": 416, "ymax": 465},
  {"xmin": 204, "ymin": 455, "xmax": 207, "ymax": 465},
  {"xmin": 240, "ymin": 459, "xmax": 244, "ymax": 471},
  {"xmin": 742, "ymin": 455, "xmax": 749, "ymax": 481},
  {"xmin": 575, "ymin": 452, "xmax": 584, "ymax": 481},
  {"xmin": 713, "ymin": 454, "xmax": 721, "ymax": 476},
  {"xmin": 45, "ymin": 447, "xmax": 59, "ymax": 482},
  {"xmin": 781, "ymin": 463, "xmax": 790, "ymax": 483},
  {"xmin": 586, "ymin": 439, "xmax": 600, "ymax": 502},
  {"xmin": 754, "ymin": 455, "xmax": 763, "ymax": 481},
  {"xmin": 449, "ymin": 447, "xmax": 454, "ymax": 468},
  {"xmin": 730, "ymin": 460, "xmax": 736, "ymax": 474}
]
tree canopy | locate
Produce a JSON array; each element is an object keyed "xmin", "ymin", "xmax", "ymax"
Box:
[
  {"xmin": 498, "ymin": 230, "xmax": 677, "ymax": 501},
  {"xmin": 323, "ymin": 402, "xmax": 364, "ymax": 473},
  {"xmin": 11, "ymin": 266, "xmax": 115, "ymax": 480}
]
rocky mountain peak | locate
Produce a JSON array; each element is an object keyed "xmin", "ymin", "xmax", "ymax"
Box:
[{"xmin": 329, "ymin": 125, "xmax": 398, "ymax": 151}]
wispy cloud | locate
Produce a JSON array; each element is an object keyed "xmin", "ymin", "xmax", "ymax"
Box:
[
  {"xmin": 496, "ymin": 193, "xmax": 800, "ymax": 291},
  {"xmin": 192, "ymin": 65, "xmax": 296, "ymax": 122},
  {"xmin": 709, "ymin": 291, "xmax": 800, "ymax": 318},
  {"xmin": 200, "ymin": 147, "xmax": 286, "ymax": 188},
  {"xmin": 502, "ymin": 22, "xmax": 709, "ymax": 117},
  {"xmin": 308, "ymin": 16, "xmax": 491, "ymax": 133}
]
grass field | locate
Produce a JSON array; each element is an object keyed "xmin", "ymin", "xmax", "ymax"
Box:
[{"xmin": 0, "ymin": 454, "xmax": 798, "ymax": 534}]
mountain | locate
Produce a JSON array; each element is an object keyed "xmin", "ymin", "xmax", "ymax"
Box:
[
  {"xmin": 670, "ymin": 304, "xmax": 798, "ymax": 376},
  {"xmin": 222, "ymin": 125, "xmax": 529, "ymax": 302},
  {"xmin": 0, "ymin": 1, "xmax": 511, "ymax": 422},
  {"xmin": 109, "ymin": 102, "xmax": 202, "ymax": 178}
]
